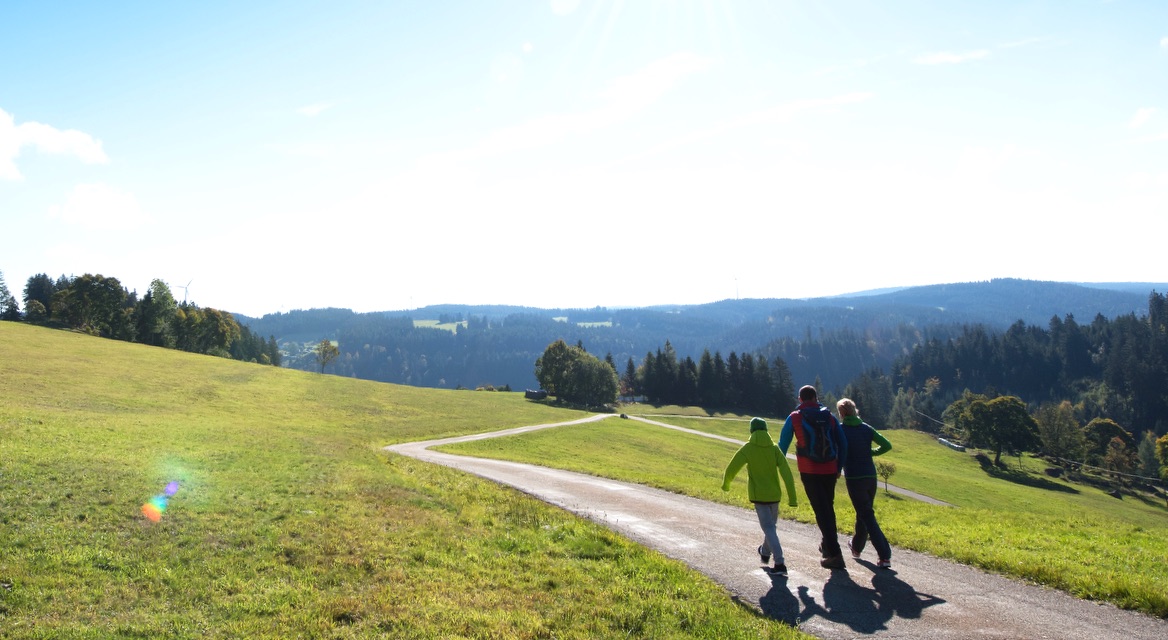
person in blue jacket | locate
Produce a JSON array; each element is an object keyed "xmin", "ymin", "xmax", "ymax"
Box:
[
  {"xmin": 837, "ymin": 397, "xmax": 893, "ymax": 569},
  {"xmin": 722, "ymin": 417, "xmax": 798, "ymax": 576}
]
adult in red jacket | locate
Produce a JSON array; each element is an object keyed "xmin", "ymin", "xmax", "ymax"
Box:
[{"xmin": 779, "ymin": 385, "xmax": 848, "ymax": 569}]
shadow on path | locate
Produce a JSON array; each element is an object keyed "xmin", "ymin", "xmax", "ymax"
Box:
[{"xmin": 771, "ymin": 567, "xmax": 948, "ymax": 634}]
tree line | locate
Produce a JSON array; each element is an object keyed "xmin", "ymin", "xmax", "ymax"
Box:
[
  {"xmin": 624, "ymin": 341, "xmax": 797, "ymax": 418},
  {"xmin": 532, "ymin": 338, "xmax": 798, "ymax": 418},
  {"xmin": 0, "ymin": 270, "xmax": 280, "ymax": 366},
  {"xmin": 528, "ymin": 293, "xmax": 1168, "ymax": 481},
  {"xmin": 888, "ymin": 293, "xmax": 1168, "ymax": 437}
]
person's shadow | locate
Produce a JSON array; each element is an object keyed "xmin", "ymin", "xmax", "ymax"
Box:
[
  {"xmin": 869, "ymin": 562, "xmax": 946, "ymax": 621},
  {"xmin": 779, "ymin": 563, "xmax": 946, "ymax": 634},
  {"xmin": 757, "ymin": 572, "xmax": 801, "ymax": 627}
]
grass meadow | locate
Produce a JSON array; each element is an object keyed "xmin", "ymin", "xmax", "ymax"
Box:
[
  {"xmin": 441, "ymin": 410, "xmax": 1168, "ymax": 618},
  {"xmin": 0, "ymin": 323, "xmax": 808, "ymax": 639}
]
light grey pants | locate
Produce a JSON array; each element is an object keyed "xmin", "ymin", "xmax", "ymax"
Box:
[{"xmin": 753, "ymin": 501, "xmax": 784, "ymax": 565}]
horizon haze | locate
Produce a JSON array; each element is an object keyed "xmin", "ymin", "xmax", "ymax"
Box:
[{"xmin": 3, "ymin": 1, "xmax": 1167, "ymax": 317}]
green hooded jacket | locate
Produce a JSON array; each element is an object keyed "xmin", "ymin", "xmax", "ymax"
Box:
[{"xmin": 722, "ymin": 422, "xmax": 798, "ymax": 506}]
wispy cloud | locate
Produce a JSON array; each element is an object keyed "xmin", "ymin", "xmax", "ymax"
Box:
[
  {"xmin": 296, "ymin": 103, "xmax": 334, "ymax": 117},
  {"xmin": 47, "ymin": 182, "xmax": 148, "ymax": 230},
  {"xmin": 0, "ymin": 108, "xmax": 108, "ymax": 180},
  {"xmin": 914, "ymin": 50, "xmax": 991, "ymax": 65},
  {"xmin": 999, "ymin": 36, "xmax": 1050, "ymax": 50},
  {"xmin": 1161, "ymin": 36, "xmax": 1168, "ymax": 49},
  {"xmin": 811, "ymin": 58, "xmax": 873, "ymax": 77},
  {"xmin": 438, "ymin": 52, "xmax": 712, "ymax": 162},
  {"xmin": 549, "ymin": 0, "xmax": 580, "ymax": 16},
  {"xmin": 608, "ymin": 92, "xmax": 875, "ymax": 168},
  {"xmin": 1129, "ymin": 107, "xmax": 1157, "ymax": 129}
]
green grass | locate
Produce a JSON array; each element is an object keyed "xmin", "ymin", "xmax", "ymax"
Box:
[
  {"xmin": 442, "ymin": 410, "xmax": 1168, "ymax": 618},
  {"xmin": 0, "ymin": 323, "xmax": 808, "ymax": 639},
  {"xmin": 412, "ymin": 319, "xmax": 466, "ymax": 332}
]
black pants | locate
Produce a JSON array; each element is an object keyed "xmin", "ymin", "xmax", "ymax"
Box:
[
  {"xmin": 800, "ymin": 472, "xmax": 840, "ymax": 557},
  {"xmin": 846, "ymin": 477, "xmax": 892, "ymax": 560}
]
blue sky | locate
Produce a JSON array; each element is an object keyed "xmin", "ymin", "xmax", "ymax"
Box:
[{"xmin": 2, "ymin": 1, "xmax": 1166, "ymax": 317}]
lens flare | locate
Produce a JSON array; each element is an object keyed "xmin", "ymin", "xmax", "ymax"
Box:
[{"xmin": 142, "ymin": 482, "xmax": 179, "ymax": 522}]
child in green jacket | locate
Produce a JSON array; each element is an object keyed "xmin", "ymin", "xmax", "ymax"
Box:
[{"xmin": 722, "ymin": 417, "xmax": 798, "ymax": 576}]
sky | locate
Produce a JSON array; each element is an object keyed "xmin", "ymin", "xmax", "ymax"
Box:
[{"xmin": 2, "ymin": 1, "xmax": 1167, "ymax": 318}]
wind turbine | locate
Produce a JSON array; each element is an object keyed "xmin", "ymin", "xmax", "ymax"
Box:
[{"xmin": 176, "ymin": 280, "xmax": 192, "ymax": 304}]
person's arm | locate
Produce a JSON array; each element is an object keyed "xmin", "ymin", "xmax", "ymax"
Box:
[
  {"xmin": 776, "ymin": 448, "xmax": 798, "ymax": 507},
  {"xmin": 870, "ymin": 427, "xmax": 892, "ymax": 456},
  {"xmin": 722, "ymin": 448, "xmax": 747, "ymax": 491},
  {"xmin": 778, "ymin": 415, "xmax": 794, "ymax": 454},
  {"xmin": 834, "ymin": 416, "xmax": 848, "ymax": 466}
]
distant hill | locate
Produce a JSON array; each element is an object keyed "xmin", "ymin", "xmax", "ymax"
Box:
[{"xmin": 234, "ymin": 279, "xmax": 1165, "ymax": 393}]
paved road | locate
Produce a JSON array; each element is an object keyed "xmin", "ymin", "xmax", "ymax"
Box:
[
  {"xmin": 628, "ymin": 415, "xmax": 952, "ymax": 507},
  {"xmin": 386, "ymin": 415, "xmax": 1166, "ymax": 640}
]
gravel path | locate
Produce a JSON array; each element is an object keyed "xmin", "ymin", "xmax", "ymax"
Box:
[
  {"xmin": 627, "ymin": 415, "xmax": 952, "ymax": 507},
  {"xmin": 386, "ymin": 414, "xmax": 1166, "ymax": 640}
]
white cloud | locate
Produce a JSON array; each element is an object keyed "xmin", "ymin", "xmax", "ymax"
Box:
[
  {"xmin": 47, "ymin": 182, "xmax": 148, "ymax": 230},
  {"xmin": 1161, "ymin": 37, "xmax": 1168, "ymax": 49},
  {"xmin": 914, "ymin": 50, "xmax": 991, "ymax": 65},
  {"xmin": 0, "ymin": 108, "xmax": 108, "ymax": 180},
  {"xmin": 1129, "ymin": 107, "xmax": 1156, "ymax": 129},
  {"xmin": 296, "ymin": 103, "xmax": 334, "ymax": 117}
]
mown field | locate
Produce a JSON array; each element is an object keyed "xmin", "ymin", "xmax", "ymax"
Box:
[
  {"xmin": 441, "ymin": 410, "xmax": 1168, "ymax": 618},
  {"xmin": 0, "ymin": 323, "xmax": 809, "ymax": 639}
]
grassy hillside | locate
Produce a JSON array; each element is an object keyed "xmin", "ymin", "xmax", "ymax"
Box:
[
  {"xmin": 0, "ymin": 323, "xmax": 808, "ymax": 639},
  {"xmin": 442, "ymin": 412, "xmax": 1168, "ymax": 618}
]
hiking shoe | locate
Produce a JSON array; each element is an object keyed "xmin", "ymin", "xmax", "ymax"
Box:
[
  {"xmin": 758, "ymin": 545, "xmax": 770, "ymax": 564},
  {"xmin": 848, "ymin": 540, "xmax": 862, "ymax": 559},
  {"xmin": 877, "ymin": 558, "xmax": 892, "ymax": 570},
  {"xmin": 770, "ymin": 563, "xmax": 788, "ymax": 577},
  {"xmin": 820, "ymin": 554, "xmax": 846, "ymax": 570}
]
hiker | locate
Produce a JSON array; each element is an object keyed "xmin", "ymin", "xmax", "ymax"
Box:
[
  {"xmin": 838, "ymin": 397, "xmax": 893, "ymax": 569},
  {"xmin": 722, "ymin": 417, "xmax": 798, "ymax": 576},
  {"xmin": 779, "ymin": 385, "xmax": 848, "ymax": 569}
]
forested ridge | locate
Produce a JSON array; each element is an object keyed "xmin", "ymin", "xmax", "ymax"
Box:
[
  {"xmin": 0, "ymin": 271, "xmax": 279, "ymax": 366},
  {"xmin": 5, "ymin": 269, "xmax": 1167, "ymax": 477},
  {"xmin": 235, "ymin": 278, "xmax": 1156, "ymax": 394}
]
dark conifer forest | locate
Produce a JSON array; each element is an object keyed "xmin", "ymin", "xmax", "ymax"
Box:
[{"xmin": 4, "ymin": 270, "xmax": 1167, "ymax": 464}]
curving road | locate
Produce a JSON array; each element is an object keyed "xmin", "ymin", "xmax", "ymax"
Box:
[
  {"xmin": 627, "ymin": 415, "xmax": 952, "ymax": 507},
  {"xmin": 386, "ymin": 414, "xmax": 1166, "ymax": 640}
]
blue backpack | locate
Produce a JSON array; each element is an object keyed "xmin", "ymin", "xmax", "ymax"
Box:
[{"xmin": 797, "ymin": 406, "xmax": 838, "ymax": 463}]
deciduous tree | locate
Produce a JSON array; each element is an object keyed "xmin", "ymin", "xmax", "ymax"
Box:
[
  {"xmin": 1084, "ymin": 418, "xmax": 1132, "ymax": 466},
  {"xmin": 315, "ymin": 339, "xmax": 340, "ymax": 373},
  {"xmin": 1156, "ymin": 434, "xmax": 1168, "ymax": 480},
  {"xmin": 949, "ymin": 394, "xmax": 1039, "ymax": 465},
  {"xmin": 876, "ymin": 460, "xmax": 897, "ymax": 493},
  {"xmin": 534, "ymin": 339, "xmax": 574, "ymax": 396},
  {"xmin": 1035, "ymin": 400, "xmax": 1086, "ymax": 463}
]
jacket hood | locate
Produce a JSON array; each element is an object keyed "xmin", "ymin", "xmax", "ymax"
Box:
[{"xmin": 748, "ymin": 429, "xmax": 775, "ymax": 447}]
